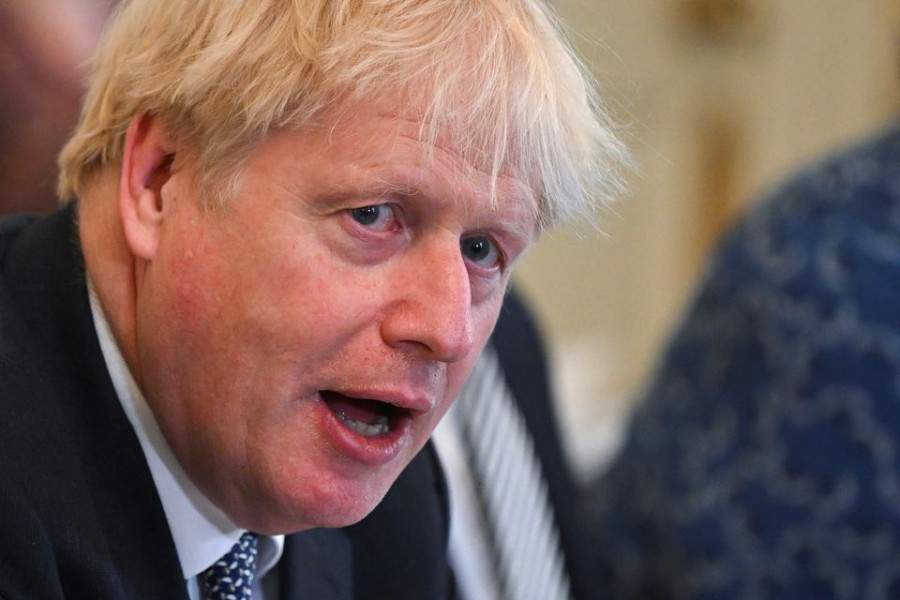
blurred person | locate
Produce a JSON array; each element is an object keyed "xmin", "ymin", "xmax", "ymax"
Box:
[
  {"xmin": 584, "ymin": 122, "xmax": 900, "ymax": 599},
  {"xmin": 0, "ymin": 0, "xmax": 113, "ymax": 214},
  {"xmin": 0, "ymin": 0, "xmax": 627, "ymax": 599}
]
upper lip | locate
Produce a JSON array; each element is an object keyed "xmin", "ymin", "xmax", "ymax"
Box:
[{"xmin": 324, "ymin": 386, "xmax": 436, "ymax": 414}]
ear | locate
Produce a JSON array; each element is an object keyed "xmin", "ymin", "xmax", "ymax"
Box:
[{"xmin": 119, "ymin": 111, "xmax": 176, "ymax": 260}]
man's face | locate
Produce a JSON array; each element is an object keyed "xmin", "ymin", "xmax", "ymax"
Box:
[{"xmin": 133, "ymin": 105, "xmax": 537, "ymax": 534}]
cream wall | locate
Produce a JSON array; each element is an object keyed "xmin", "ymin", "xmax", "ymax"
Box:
[{"xmin": 517, "ymin": 0, "xmax": 900, "ymax": 480}]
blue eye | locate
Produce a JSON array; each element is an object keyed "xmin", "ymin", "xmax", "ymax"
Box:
[
  {"xmin": 349, "ymin": 204, "xmax": 397, "ymax": 232},
  {"xmin": 351, "ymin": 205, "xmax": 383, "ymax": 226},
  {"xmin": 461, "ymin": 235, "xmax": 501, "ymax": 268}
]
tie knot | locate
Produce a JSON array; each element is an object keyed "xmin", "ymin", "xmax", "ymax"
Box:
[{"xmin": 202, "ymin": 532, "xmax": 260, "ymax": 600}]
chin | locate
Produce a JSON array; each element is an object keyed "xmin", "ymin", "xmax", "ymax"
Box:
[
  {"xmin": 318, "ymin": 481, "xmax": 391, "ymax": 527},
  {"xmin": 258, "ymin": 476, "xmax": 392, "ymax": 534}
]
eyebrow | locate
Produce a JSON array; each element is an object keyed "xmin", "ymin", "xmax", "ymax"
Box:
[
  {"xmin": 306, "ymin": 182, "xmax": 416, "ymax": 211},
  {"xmin": 301, "ymin": 158, "xmax": 539, "ymax": 240}
]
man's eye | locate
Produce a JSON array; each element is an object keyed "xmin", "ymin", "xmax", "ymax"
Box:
[
  {"xmin": 461, "ymin": 235, "xmax": 501, "ymax": 268},
  {"xmin": 350, "ymin": 205, "xmax": 395, "ymax": 230}
]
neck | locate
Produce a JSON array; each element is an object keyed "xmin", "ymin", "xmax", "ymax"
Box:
[{"xmin": 78, "ymin": 172, "xmax": 143, "ymax": 386}]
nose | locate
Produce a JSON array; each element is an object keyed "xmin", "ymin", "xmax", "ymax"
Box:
[{"xmin": 380, "ymin": 240, "xmax": 475, "ymax": 363}]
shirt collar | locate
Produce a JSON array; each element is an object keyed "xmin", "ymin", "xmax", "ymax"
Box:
[{"xmin": 87, "ymin": 283, "xmax": 284, "ymax": 580}]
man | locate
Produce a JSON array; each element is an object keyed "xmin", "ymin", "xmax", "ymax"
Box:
[{"xmin": 0, "ymin": 0, "xmax": 625, "ymax": 598}]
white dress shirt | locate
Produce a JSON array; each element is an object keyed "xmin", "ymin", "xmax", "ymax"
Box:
[{"xmin": 88, "ymin": 284, "xmax": 284, "ymax": 598}]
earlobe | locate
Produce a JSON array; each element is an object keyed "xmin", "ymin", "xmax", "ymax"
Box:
[{"xmin": 120, "ymin": 111, "xmax": 176, "ymax": 260}]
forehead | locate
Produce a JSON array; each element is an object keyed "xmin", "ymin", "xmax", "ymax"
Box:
[{"xmin": 269, "ymin": 104, "xmax": 540, "ymax": 231}]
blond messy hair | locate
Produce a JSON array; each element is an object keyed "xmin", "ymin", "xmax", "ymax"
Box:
[{"xmin": 58, "ymin": 0, "xmax": 627, "ymax": 228}]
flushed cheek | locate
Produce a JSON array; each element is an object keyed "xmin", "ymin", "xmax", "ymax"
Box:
[{"xmin": 242, "ymin": 259, "xmax": 375, "ymax": 348}]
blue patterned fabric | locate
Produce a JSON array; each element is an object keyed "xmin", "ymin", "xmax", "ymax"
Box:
[
  {"xmin": 202, "ymin": 532, "xmax": 259, "ymax": 600},
  {"xmin": 584, "ymin": 124, "xmax": 900, "ymax": 600}
]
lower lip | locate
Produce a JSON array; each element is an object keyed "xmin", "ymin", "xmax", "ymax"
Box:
[{"xmin": 313, "ymin": 395, "xmax": 412, "ymax": 465}]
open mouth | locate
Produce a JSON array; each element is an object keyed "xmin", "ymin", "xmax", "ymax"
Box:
[{"xmin": 320, "ymin": 391, "xmax": 407, "ymax": 438}]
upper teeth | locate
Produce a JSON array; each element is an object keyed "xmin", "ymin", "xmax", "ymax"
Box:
[{"xmin": 337, "ymin": 412, "xmax": 390, "ymax": 437}]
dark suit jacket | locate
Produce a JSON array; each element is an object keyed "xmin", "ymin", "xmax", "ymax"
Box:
[
  {"xmin": 0, "ymin": 205, "xmax": 450, "ymax": 599},
  {"xmin": 491, "ymin": 289, "xmax": 594, "ymax": 600}
]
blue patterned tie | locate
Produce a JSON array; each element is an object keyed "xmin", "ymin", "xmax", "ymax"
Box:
[{"xmin": 202, "ymin": 532, "xmax": 259, "ymax": 600}]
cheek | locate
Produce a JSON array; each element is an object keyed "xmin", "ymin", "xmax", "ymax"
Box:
[
  {"xmin": 150, "ymin": 220, "xmax": 231, "ymax": 328},
  {"xmin": 158, "ymin": 262, "xmax": 237, "ymax": 362}
]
